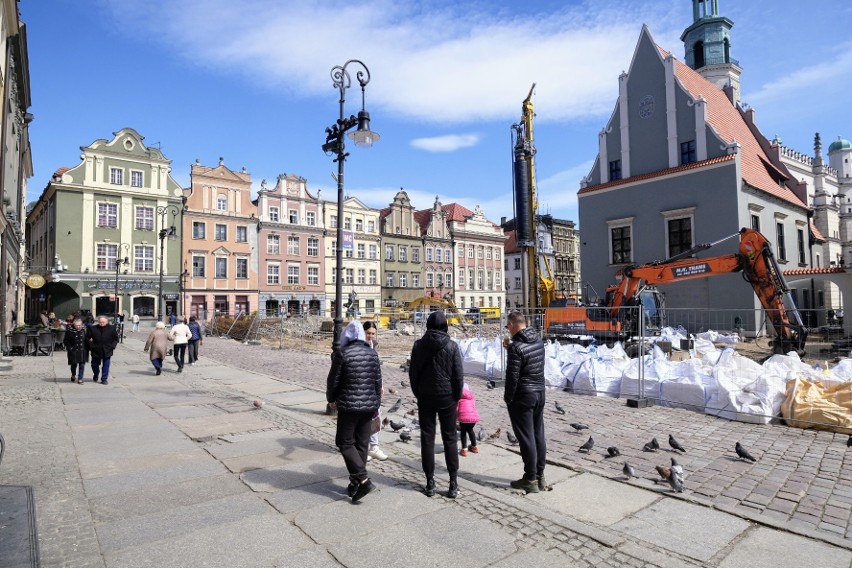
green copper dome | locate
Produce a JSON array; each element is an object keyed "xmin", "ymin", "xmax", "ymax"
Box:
[{"xmin": 828, "ymin": 137, "xmax": 852, "ymax": 153}]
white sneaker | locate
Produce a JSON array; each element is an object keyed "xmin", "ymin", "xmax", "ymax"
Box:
[{"xmin": 368, "ymin": 447, "xmax": 388, "ymax": 461}]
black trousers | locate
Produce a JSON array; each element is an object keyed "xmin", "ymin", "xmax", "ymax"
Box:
[
  {"xmin": 336, "ymin": 410, "xmax": 373, "ymax": 484},
  {"xmin": 418, "ymin": 398, "xmax": 459, "ymax": 479},
  {"xmin": 459, "ymin": 422, "xmax": 477, "ymax": 448},
  {"xmin": 507, "ymin": 390, "xmax": 547, "ymax": 481},
  {"xmin": 173, "ymin": 344, "xmax": 187, "ymax": 368}
]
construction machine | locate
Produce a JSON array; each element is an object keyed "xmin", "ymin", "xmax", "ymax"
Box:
[
  {"xmin": 544, "ymin": 228, "xmax": 808, "ymax": 355},
  {"xmin": 405, "ymin": 296, "xmax": 469, "ymax": 327}
]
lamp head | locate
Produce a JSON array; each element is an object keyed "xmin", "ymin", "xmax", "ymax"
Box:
[
  {"xmin": 348, "ymin": 110, "xmax": 380, "ymax": 148},
  {"xmin": 167, "ymin": 226, "xmax": 177, "ymax": 240}
]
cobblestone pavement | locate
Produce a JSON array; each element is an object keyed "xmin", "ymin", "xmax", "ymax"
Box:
[{"xmin": 202, "ymin": 337, "xmax": 852, "ymax": 549}]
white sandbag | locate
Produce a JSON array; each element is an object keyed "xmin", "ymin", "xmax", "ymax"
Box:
[
  {"xmin": 544, "ymin": 356, "xmax": 566, "ymax": 389},
  {"xmin": 660, "ymin": 326, "xmax": 689, "ymax": 348},
  {"xmin": 705, "ymin": 351, "xmax": 786, "ymax": 424},
  {"xmin": 695, "ymin": 330, "xmax": 740, "ymax": 345},
  {"xmin": 826, "ymin": 359, "xmax": 852, "ymax": 387},
  {"xmin": 573, "ymin": 357, "xmax": 628, "ymax": 397},
  {"xmin": 762, "ymin": 352, "xmax": 825, "ymax": 385},
  {"xmin": 660, "ymin": 359, "xmax": 710, "ymax": 410},
  {"xmin": 692, "ymin": 337, "xmax": 719, "ymax": 362},
  {"xmin": 460, "ymin": 338, "xmax": 488, "ymax": 377},
  {"xmin": 620, "ymin": 355, "xmax": 672, "ymax": 399}
]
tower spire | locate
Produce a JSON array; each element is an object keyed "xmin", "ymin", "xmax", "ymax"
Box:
[{"xmin": 681, "ymin": 1, "xmax": 741, "ymax": 105}]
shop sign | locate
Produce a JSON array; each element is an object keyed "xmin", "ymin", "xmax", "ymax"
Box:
[{"xmin": 26, "ymin": 274, "xmax": 46, "ymax": 289}]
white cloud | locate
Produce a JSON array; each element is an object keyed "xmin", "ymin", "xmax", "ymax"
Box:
[
  {"xmin": 747, "ymin": 43, "xmax": 852, "ymax": 106},
  {"xmin": 410, "ymin": 134, "xmax": 480, "ymax": 152}
]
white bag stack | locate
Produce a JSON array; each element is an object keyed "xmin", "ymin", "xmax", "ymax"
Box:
[
  {"xmin": 660, "ymin": 358, "xmax": 711, "ymax": 410},
  {"xmin": 705, "ymin": 350, "xmax": 785, "ymax": 424}
]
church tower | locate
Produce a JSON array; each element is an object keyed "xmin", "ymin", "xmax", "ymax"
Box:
[{"xmin": 680, "ymin": 0, "xmax": 742, "ymax": 105}]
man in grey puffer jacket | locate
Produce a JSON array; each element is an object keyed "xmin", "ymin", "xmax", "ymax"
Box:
[{"xmin": 503, "ymin": 311, "xmax": 547, "ymax": 494}]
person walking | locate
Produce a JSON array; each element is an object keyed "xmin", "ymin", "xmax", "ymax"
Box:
[
  {"xmin": 409, "ymin": 311, "xmax": 464, "ymax": 499},
  {"xmin": 457, "ymin": 383, "xmax": 481, "ymax": 457},
  {"xmin": 168, "ymin": 317, "xmax": 192, "ymax": 372},
  {"xmin": 64, "ymin": 318, "xmax": 88, "ymax": 384},
  {"xmin": 503, "ymin": 310, "xmax": 547, "ymax": 493},
  {"xmin": 144, "ymin": 322, "xmax": 169, "ymax": 375},
  {"xmin": 131, "ymin": 313, "xmax": 140, "ymax": 332},
  {"xmin": 187, "ymin": 316, "xmax": 203, "ymax": 366},
  {"xmin": 87, "ymin": 315, "xmax": 120, "ymax": 385},
  {"xmin": 363, "ymin": 321, "xmax": 387, "ymax": 462},
  {"xmin": 326, "ymin": 320, "xmax": 382, "ymax": 503},
  {"xmin": 168, "ymin": 312, "xmax": 177, "ymax": 327}
]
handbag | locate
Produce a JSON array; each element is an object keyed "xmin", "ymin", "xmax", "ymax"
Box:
[{"xmin": 369, "ymin": 411, "xmax": 381, "ymax": 435}]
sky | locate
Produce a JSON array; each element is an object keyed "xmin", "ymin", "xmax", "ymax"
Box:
[{"xmin": 21, "ymin": 1, "xmax": 852, "ymax": 228}]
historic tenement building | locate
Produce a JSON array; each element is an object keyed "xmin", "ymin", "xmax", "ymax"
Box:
[
  {"xmin": 380, "ymin": 189, "xmax": 423, "ymax": 307},
  {"xmin": 414, "ymin": 197, "xmax": 454, "ymax": 301}
]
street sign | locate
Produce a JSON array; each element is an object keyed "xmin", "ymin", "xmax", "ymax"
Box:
[{"xmin": 26, "ymin": 274, "xmax": 45, "ymax": 289}]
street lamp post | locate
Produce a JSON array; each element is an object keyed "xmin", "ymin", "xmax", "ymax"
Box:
[
  {"xmin": 113, "ymin": 243, "xmax": 130, "ymax": 341},
  {"xmin": 322, "ymin": 59, "xmax": 379, "ymax": 353},
  {"xmin": 157, "ymin": 205, "xmax": 182, "ymax": 322},
  {"xmin": 179, "ymin": 267, "xmax": 189, "ymax": 319}
]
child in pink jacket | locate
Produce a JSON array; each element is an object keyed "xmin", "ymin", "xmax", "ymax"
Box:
[{"xmin": 457, "ymin": 383, "xmax": 481, "ymax": 456}]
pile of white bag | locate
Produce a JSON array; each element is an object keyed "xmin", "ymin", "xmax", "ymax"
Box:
[{"xmin": 455, "ymin": 327, "xmax": 851, "ymax": 426}]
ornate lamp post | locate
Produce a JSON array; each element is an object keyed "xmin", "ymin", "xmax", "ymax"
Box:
[
  {"xmin": 157, "ymin": 205, "xmax": 182, "ymax": 321},
  {"xmin": 113, "ymin": 243, "xmax": 130, "ymax": 341},
  {"xmin": 322, "ymin": 59, "xmax": 379, "ymax": 352}
]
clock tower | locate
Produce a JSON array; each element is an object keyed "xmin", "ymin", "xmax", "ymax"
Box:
[{"xmin": 680, "ymin": 0, "xmax": 741, "ymax": 105}]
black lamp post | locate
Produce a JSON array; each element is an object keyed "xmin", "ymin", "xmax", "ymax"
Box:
[
  {"xmin": 322, "ymin": 59, "xmax": 379, "ymax": 353},
  {"xmin": 179, "ymin": 265, "xmax": 189, "ymax": 320},
  {"xmin": 113, "ymin": 243, "xmax": 131, "ymax": 321},
  {"xmin": 157, "ymin": 205, "xmax": 181, "ymax": 321}
]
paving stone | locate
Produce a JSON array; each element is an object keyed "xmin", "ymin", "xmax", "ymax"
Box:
[
  {"xmin": 719, "ymin": 527, "xmax": 852, "ymax": 568},
  {"xmin": 170, "ymin": 411, "xmax": 276, "ymax": 440}
]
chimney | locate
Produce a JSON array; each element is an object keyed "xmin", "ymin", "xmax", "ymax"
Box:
[{"xmin": 501, "ymin": 216, "xmax": 507, "ymax": 225}]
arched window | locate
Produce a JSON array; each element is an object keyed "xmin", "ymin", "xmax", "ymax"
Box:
[{"xmin": 694, "ymin": 41, "xmax": 705, "ymax": 68}]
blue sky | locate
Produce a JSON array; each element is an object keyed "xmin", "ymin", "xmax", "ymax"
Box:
[{"xmin": 23, "ymin": 1, "xmax": 852, "ymax": 227}]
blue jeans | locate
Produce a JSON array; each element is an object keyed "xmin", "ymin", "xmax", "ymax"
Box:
[
  {"xmin": 151, "ymin": 358, "xmax": 162, "ymax": 370},
  {"xmin": 91, "ymin": 355, "xmax": 112, "ymax": 381},
  {"xmin": 70, "ymin": 363, "xmax": 85, "ymax": 380}
]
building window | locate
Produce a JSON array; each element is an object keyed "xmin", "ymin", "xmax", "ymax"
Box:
[
  {"xmin": 307, "ymin": 237, "xmax": 319, "ymax": 257},
  {"xmin": 751, "ymin": 214, "xmax": 760, "ymax": 231},
  {"xmin": 306, "ymin": 211, "xmax": 316, "ymax": 226},
  {"xmin": 331, "ymin": 267, "xmax": 337, "ymax": 284},
  {"xmin": 369, "ymin": 244, "xmax": 377, "ymax": 259},
  {"xmin": 495, "ymin": 271, "xmax": 501, "ymax": 286},
  {"xmin": 477, "ymin": 247, "xmax": 483, "ymax": 259},
  {"xmin": 357, "ymin": 243, "xmax": 366, "ymax": 259},
  {"xmin": 330, "ymin": 215, "xmax": 337, "ymax": 228},
  {"xmin": 395, "ymin": 226, "xmax": 401, "ymax": 234},
  {"xmin": 680, "ymin": 140, "xmax": 697, "ymax": 165},
  {"xmin": 130, "ymin": 170, "xmax": 143, "ymax": 187},
  {"xmin": 386, "ymin": 272, "xmax": 395, "ymax": 287},
  {"xmin": 446, "ymin": 274, "xmax": 452, "ymax": 288},
  {"xmin": 399, "ymin": 245, "xmax": 407, "ymax": 262},
  {"xmin": 514, "ymin": 257, "xmax": 521, "ymax": 270},
  {"xmin": 96, "ymin": 243, "xmax": 117, "ymax": 271},
  {"xmin": 611, "ymin": 225, "xmax": 631, "ymax": 264},
  {"xmin": 458, "ymin": 246, "xmax": 464, "ymax": 257},
  {"xmin": 215, "ymin": 257, "xmax": 227, "ymax": 278},
  {"xmin": 469, "ymin": 269, "xmax": 474, "ymax": 288},
  {"xmin": 514, "ymin": 276, "xmax": 521, "ymax": 290},
  {"xmin": 435, "ymin": 249, "xmax": 442, "ymax": 263},
  {"xmin": 426, "ymin": 273, "xmax": 433, "ymax": 287},
  {"xmin": 412, "ymin": 273, "xmax": 420, "ymax": 288},
  {"xmin": 797, "ymin": 228, "xmax": 806, "ymax": 265},
  {"xmin": 307, "ymin": 265, "xmax": 319, "ymax": 285},
  {"xmin": 287, "ymin": 264, "xmax": 299, "ymax": 284},
  {"xmin": 267, "ymin": 263, "xmax": 280, "ymax": 284},
  {"xmin": 609, "ymin": 160, "xmax": 622, "ymax": 182},
  {"xmin": 358, "ymin": 268, "xmax": 366, "ymax": 285},
  {"xmin": 98, "ymin": 203, "xmax": 118, "ymax": 228},
  {"xmin": 667, "ymin": 217, "xmax": 692, "ymax": 257},
  {"xmin": 367, "ymin": 220, "xmax": 375, "ymax": 233},
  {"xmin": 776, "ymin": 222, "xmax": 787, "ymax": 261},
  {"xmin": 288, "ymin": 209, "xmax": 298, "ymax": 224},
  {"xmin": 269, "ymin": 207, "xmax": 280, "ymax": 222},
  {"xmin": 135, "ymin": 206, "xmax": 154, "ymax": 231},
  {"xmin": 426, "ymin": 248, "xmax": 433, "ymax": 262},
  {"xmin": 236, "ymin": 226, "xmax": 248, "ymax": 242},
  {"xmin": 236, "ymin": 258, "xmax": 248, "ymax": 279},
  {"xmin": 399, "ymin": 273, "xmax": 407, "ymax": 287},
  {"xmin": 110, "ymin": 167, "xmax": 123, "ymax": 185},
  {"xmin": 134, "ymin": 245, "xmax": 154, "ymax": 272},
  {"xmin": 495, "ymin": 250, "xmax": 500, "ymax": 261},
  {"xmin": 267, "ymin": 234, "xmax": 280, "ymax": 254},
  {"xmin": 345, "ymin": 268, "xmax": 354, "ymax": 284},
  {"xmin": 217, "ymin": 196, "xmax": 227, "ymax": 211},
  {"xmin": 288, "ymin": 236, "xmax": 300, "ymax": 255},
  {"xmin": 486, "ymin": 248, "xmax": 492, "ymax": 260},
  {"xmin": 478, "ymin": 270, "xmax": 484, "ymax": 289},
  {"xmin": 467, "ymin": 246, "xmax": 474, "ymax": 258},
  {"xmin": 369, "ymin": 269, "xmax": 377, "ymax": 285},
  {"xmin": 192, "ymin": 221, "xmax": 206, "ymax": 239},
  {"xmin": 355, "ymin": 219, "xmax": 363, "ymax": 232},
  {"xmin": 344, "ymin": 217, "xmax": 352, "ymax": 230},
  {"xmin": 458, "ymin": 270, "xmax": 465, "ymax": 286},
  {"xmin": 215, "ymin": 224, "xmax": 227, "ymax": 241},
  {"xmin": 192, "ymin": 255, "xmax": 205, "ymax": 277},
  {"xmin": 413, "ymin": 247, "xmax": 420, "ymax": 262},
  {"xmin": 385, "ymin": 244, "xmax": 394, "ymax": 261}
]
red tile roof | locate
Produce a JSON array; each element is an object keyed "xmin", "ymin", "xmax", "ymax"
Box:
[
  {"xmin": 504, "ymin": 230, "xmax": 521, "ymax": 253},
  {"xmin": 442, "ymin": 202, "xmax": 474, "ymax": 222},
  {"xmin": 413, "ymin": 209, "xmax": 431, "ymax": 235},
  {"xmin": 809, "ymin": 222, "xmax": 826, "ymax": 242},
  {"xmin": 578, "ymin": 154, "xmax": 735, "ymax": 194}
]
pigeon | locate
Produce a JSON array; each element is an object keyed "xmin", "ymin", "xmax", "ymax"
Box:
[
  {"xmin": 477, "ymin": 427, "xmax": 487, "ymax": 442},
  {"xmin": 387, "ymin": 388, "xmax": 397, "ymax": 394},
  {"xmin": 623, "ymin": 462, "xmax": 636, "ymax": 479},
  {"xmin": 399, "ymin": 431, "xmax": 412, "ymax": 443},
  {"xmin": 669, "ymin": 434, "xmax": 686, "ymax": 453},
  {"xmin": 486, "ymin": 380, "xmax": 495, "ymax": 390},
  {"xmin": 389, "ymin": 420, "xmax": 407, "ymax": 432},
  {"xmin": 253, "ymin": 399, "xmax": 264, "ymax": 409},
  {"xmin": 488, "ymin": 428, "xmax": 502, "ymax": 441},
  {"xmin": 400, "ymin": 380, "xmax": 409, "ymax": 388},
  {"xmin": 407, "ymin": 408, "xmax": 418, "ymax": 416},
  {"xmin": 735, "ymin": 441, "xmax": 756, "ymax": 462},
  {"xmin": 642, "ymin": 440, "xmax": 658, "ymax": 452},
  {"xmin": 554, "ymin": 401, "xmax": 566, "ymax": 415},
  {"xmin": 507, "ymin": 430, "xmax": 518, "ymax": 445},
  {"xmin": 382, "ymin": 417, "xmax": 390, "ymax": 428},
  {"xmin": 605, "ymin": 446, "xmax": 621, "ymax": 458},
  {"xmin": 651, "ymin": 437, "xmax": 660, "ymax": 450},
  {"xmin": 569, "ymin": 423, "xmax": 589, "ymax": 432},
  {"xmin": 387, "ymin": 398, "xmax": 402, "ymax": 414},
  {"xmin": 655, "ymin": 464, "xmax": 684, "ymax": 493},
  {"xmin": 670, "ymin": 457, "xmax": 684, "ymax": 484},
  {"xmin": 578, "ymin": 436, "xmax": 595, "ymax": 452}
]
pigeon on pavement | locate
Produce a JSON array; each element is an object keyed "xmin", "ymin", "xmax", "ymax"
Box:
[
  {"xmin": 554, "ymin": 401, "xmax": 566, "ymax": 415},
  {"xmin": 605, "ymin": 446, "xmax": 621, "ymax": 458},
  {"xmin": 643, "ymin": 437, "xmax": 660, "ymax": 452},
  {"xmin": 389, "ymin": 420, "xmax": 407, "ymax": 432},
  {"xmin": 382, "ymin": 417, "xmax": 390, "ymax": 428},
  {"xmin": 623, "ymin": 462, "xmax": 636, "ymax": 479},
  {"xmin": 669, "ymin": 434, "xmax": 686, "ymax": 453},
  {"xmin": 735, "ymin": 441, "xmax": 757, "ymax": 462},
  {"xmin": 507, "ymin": 430, "xmax": 518, "ymax": 445},
  {"xmin": 670, "ymin": 457, "xmax": 684, "ymax": 484},
  {"xmin": 488, "ymin": 428, "xmax": 502, "ymax": 441},
  {"xmin": 252, "ymin": 400, "xmax": 264, "ymax": 409},
  {"xmin": 569, "ymin": 423, "xmax": 589, "ymax": 432},
  {"xmin": 477, "ymin": 427, "xmax": 487, "ymax": 441},
  {"xmin": 399, "ymin": 431, "xmax": 412, "ymax": 443},
  {"xmin": 655, "ymin": 464, "xmax": 684, "ymax": 493},
  {"xmin": 578, "ymin": 436, "xmax": 595, "ymax": 452},
  {"xmin": 387, "ymin": 398, "xmax": 402, "ymax": 414}
]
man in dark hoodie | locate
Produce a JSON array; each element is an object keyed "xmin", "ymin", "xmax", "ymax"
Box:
[
  {"xmin": 409, "ymin": 311, "xmax": 464, "ymax": 499},
  {"xmin": 503, "ymin": 310, "xmax": 547, "ymax": 493}
]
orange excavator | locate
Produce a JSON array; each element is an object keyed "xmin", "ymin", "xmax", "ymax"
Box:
[{"xmin": 545, "ymin": 228, "xmax": 808, "ymax": 355}]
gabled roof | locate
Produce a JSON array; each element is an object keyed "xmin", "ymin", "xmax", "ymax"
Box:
[
  {"xmin": 579, "ymin": 154, "xmax": 735, "ymax": 194},
  {"xmin": 442, "ymin": 202, "xmax": 474, "ymax": 222},
  {"xmin": 413, "ymin": 209, "xmax": 431, "ymax": 235},
  {"xmin": 810, "ymin": 222, "xmax": 826, "ymax": 243}
]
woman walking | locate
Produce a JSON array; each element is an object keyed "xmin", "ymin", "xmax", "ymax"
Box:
[
  {"xmin": 187, "ymin": 316, "xmax": 203, "ymax": 365},
  {"xmin": 409, "ymin": 311, "xmax": 464, "ymax": 498},
  {"xmin": 326, "ymin": 320, "xmax": 382, "ymax": 503},
  {"xmin": 363, "ymin": 321, "xmax": 388, "ymax": 462},
  {"xmin": 144, "ymin": 322, "xmax": 169, "ymax": 375},
  {"xmin": 64, "ymin": 318, "xmax": 88, "ymax": 383},
  {"xmin": 168, "ymin": 317, "xmax": 192, "ymax": 372}
]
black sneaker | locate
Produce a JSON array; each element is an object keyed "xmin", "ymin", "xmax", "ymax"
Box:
[
  {"xmin": 424, "ymin": 478, "xmax": 436, "ymax": 497},
  {"xmin": 447, "ymin": 479, "xmax": 458, "ymax": 499},
  {"xmin": 101, "ymin": 379, "xmax": 109, "ymax": 385},
  {"xmin": 537, "ymin": 475, "xmax": 548, "ymax": 491},
  {"xmin": 347, "ymin": 481, "xmax": 359, "ymax": 498},
  {"xmin": 351, "ymin": 479, "xmax": 375, "ymax": 502},
  {"xmin": 510, "ymin": 477, "xmax": 540, "ymax": 494},
  {"xmin": 92, "ymin": 376, "xmax": 99, "ymax": 383}
]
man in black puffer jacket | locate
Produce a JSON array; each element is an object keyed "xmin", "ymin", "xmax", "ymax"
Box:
[
  {"xmin": 410, "ymin": 311, "xmax": 464, "ymax": 499},
  {"xmin": 327, "ymin": 320, "xmax": 382, "ymax": 502},
  {"xmin": 503, "ymin": 311, "xmax": 547, "ymax": 494}
]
